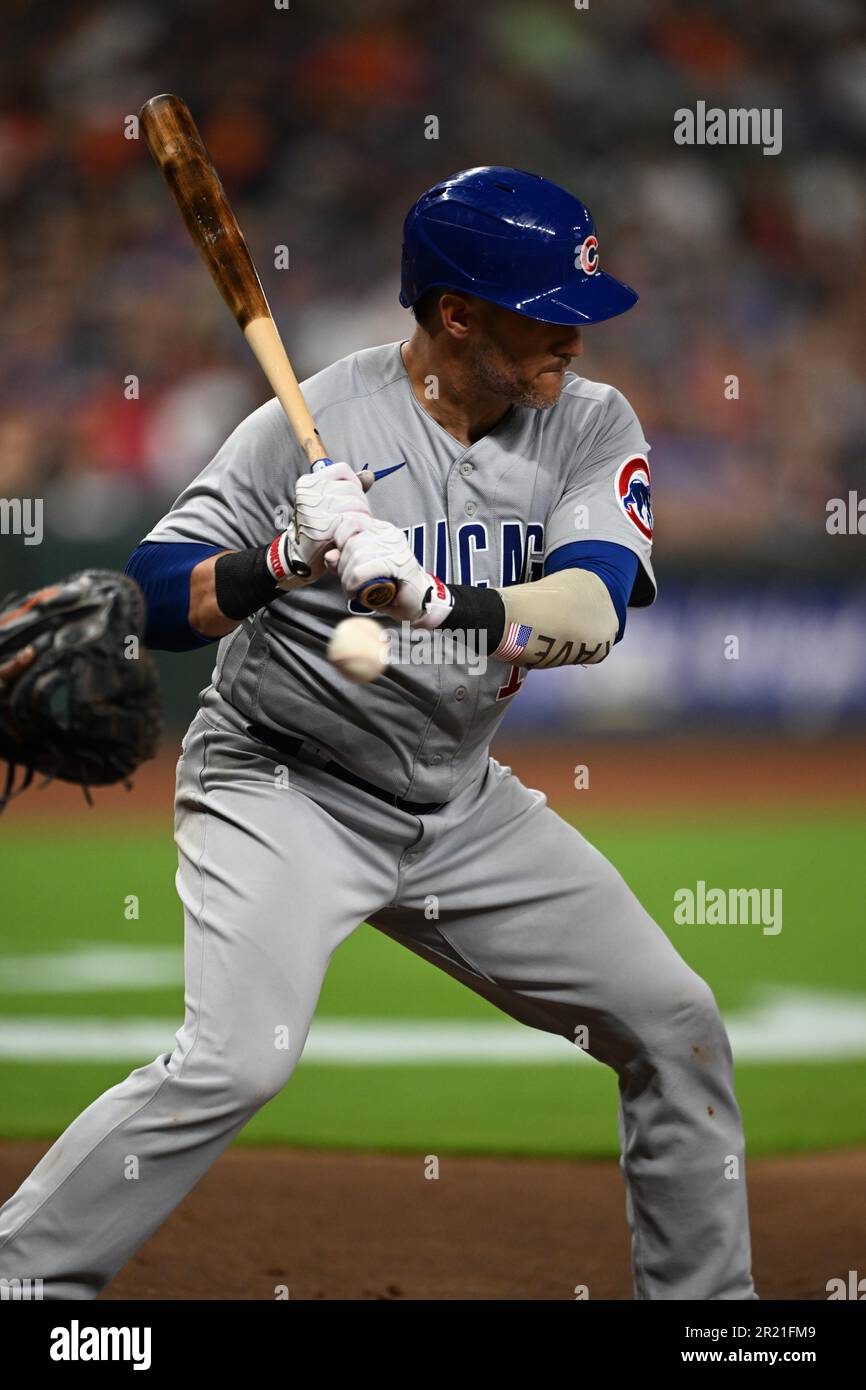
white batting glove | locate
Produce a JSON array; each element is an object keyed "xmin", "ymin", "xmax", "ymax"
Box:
[
  {"xmin": 267, "ymin": 462, "xmax": 372, "ymax": 590},
  {"xmin": 326, "ymin": 514, "xmax": 454, "ymax": 628}
]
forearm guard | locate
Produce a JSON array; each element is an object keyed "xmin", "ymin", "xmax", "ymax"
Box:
[
  {"xmin": 440, "ymin": 569, "xmax": 619, "ymax": 669},
  {"xmin": 494, "ymin": 569, "xmax": 619, "ymax": 668}
]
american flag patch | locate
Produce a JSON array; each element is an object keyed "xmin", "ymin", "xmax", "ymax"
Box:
[{"xmin": 497, "ymin": 622, "xmax": 532, "ymax": 661}]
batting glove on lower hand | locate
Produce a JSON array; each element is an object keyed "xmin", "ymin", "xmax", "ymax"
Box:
[
  {"xmin": 326, "ymin": 514, "xmax": 454, "ymax": 628},
  {"xmin": 267, "ymin": 462, "xmax": 372, "ymax": 590}
]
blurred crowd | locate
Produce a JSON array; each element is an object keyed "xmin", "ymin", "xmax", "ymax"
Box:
[{"xmin": 1, "ymin": 0, "xmax": 865, "ymax": 564}]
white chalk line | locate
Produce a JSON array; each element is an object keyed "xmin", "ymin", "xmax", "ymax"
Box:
[{"xmin": 1, "ymin": 946, "xmax": 865, "ymax": 1063}]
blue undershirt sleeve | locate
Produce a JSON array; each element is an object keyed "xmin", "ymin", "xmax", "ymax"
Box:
[
  {"xmin": 125, "ymin": 541, "xmax": 225, "ymax": 651},
  {"xmin": 543, "ymin": 540, "xmax": 640, "ymax": 642}
]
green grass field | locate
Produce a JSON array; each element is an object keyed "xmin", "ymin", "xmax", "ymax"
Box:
[{"xmin": 1, "ymin": 810, "xmax": 864, "ymax": 1158}]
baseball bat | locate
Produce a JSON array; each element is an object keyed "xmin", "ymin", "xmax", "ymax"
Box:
[{"xmin": 138, "ymin": 93, "xmax": 396, "ymax": 609}]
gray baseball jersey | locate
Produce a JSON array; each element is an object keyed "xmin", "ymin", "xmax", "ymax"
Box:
[{"xmin": 145, "ymin": 341, "xmax": 655, "ymax": 803}]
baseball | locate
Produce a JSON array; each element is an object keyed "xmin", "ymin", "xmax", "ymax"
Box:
[{"xmin": 327, "ymin": 616, "xmax": 389, "ymax": 683}]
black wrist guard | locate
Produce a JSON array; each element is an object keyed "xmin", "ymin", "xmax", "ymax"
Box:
[
  {"xmin": 214, "ymin": 546, "xmax": 279, "ymax": 621},
  {"xmin": 439, "ymin": 584, "xmax": 506, "ymax": 652}
]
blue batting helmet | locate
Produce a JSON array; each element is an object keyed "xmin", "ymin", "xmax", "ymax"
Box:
[{"xmin": 399, "ymin": 167, "xmax": 638, "ymax": 326}]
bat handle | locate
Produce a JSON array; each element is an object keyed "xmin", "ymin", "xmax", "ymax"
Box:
[{"xmin": 310, "ymin": 457, "xmax": 398, "ymax": 609}]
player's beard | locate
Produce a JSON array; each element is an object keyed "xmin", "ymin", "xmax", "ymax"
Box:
[{"xmin": 466, "ymin": 328, "xmax": 564, "ymax": 411}]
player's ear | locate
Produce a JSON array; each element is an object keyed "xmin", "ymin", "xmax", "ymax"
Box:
[{"xmin": 438, "ymin": 292, "xmax": 473, "ymax": 339}]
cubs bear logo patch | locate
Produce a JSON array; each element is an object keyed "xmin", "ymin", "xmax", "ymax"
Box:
[{"xmin": 615, "ymin": 456, "xmax": 653, "ymax": 541}]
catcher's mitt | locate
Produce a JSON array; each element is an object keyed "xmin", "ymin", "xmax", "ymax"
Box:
[{"xmin": 0, "ymin": 570, "xmax": 161, "ymax": 810}]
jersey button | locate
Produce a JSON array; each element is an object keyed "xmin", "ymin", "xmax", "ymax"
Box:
[
  {"xmin": 455, "ymin": 686, "xmax": 467, "ymax": 701},
  {"xmin": 426, "ymin": 753, "xmax": 444, "ymax": 766},
  {"xmin": 464, "ymin": 501, "xmax": 477, "ymax": 517},
  {"xmin": 459, "ymin": 462, "xmax": 474, "ymax": 477}
]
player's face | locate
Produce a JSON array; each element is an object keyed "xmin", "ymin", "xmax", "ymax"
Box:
[{"xmin": 467, "ymin": 302, "xmax": 584, "ymax": 410}]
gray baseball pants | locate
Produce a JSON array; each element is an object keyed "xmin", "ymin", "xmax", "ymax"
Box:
[{"xmin": 0, "ymin": 687, "xmax": 756, "ymax": 1299}]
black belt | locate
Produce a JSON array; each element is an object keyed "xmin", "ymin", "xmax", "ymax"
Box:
[{"xmin": 246, "ymin": 722, "xmax": 445, "ymax": 815}]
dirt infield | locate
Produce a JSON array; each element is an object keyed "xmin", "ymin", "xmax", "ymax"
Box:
[
  {"xmin": 0, "ymin": 1141, "xmax": 862, "ymax": 1299},
  {"xmin": 8, "ymin": 735, "xmax": 866, "ymax": 823}
]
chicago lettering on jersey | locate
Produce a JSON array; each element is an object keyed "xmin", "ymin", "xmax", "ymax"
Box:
[{"xmin": 348, "ymin": 520, "xmax": 545, "ymax": 613}]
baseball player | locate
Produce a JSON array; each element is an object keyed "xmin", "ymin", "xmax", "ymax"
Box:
[{"xmin": 0, "ymin": 168, "xmax": 757, "ymax": 1299}]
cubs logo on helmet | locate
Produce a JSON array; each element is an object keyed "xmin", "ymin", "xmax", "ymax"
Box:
[
  {"xmin": 615, "ymin": 456, "xmax": 653, "ymax": 540},
  {"xmin": 578, "ymin": 235, "xmax": 599, "ymax": 275}
]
